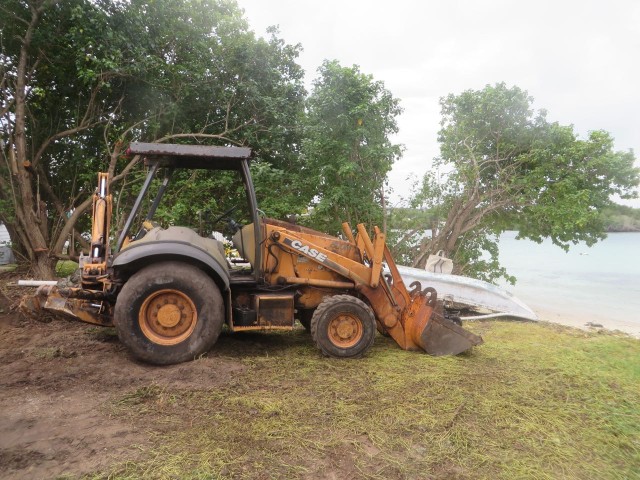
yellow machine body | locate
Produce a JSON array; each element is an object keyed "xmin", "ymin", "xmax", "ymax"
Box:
[
  {"xmin": 21, "ymin": 143, "xmax": 482, "ymax": 364},
  {"xmin": 254, "ymin": 219, "xmax": 482, "ymax": 355}
]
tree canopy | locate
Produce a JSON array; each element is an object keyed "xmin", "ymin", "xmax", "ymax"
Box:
[
  {"xmin": 1, "ymin": 0, "xmax": 306, "ymax": 276},
  {"xmin": 407, "ymin": 83, "xmax": 639, "ymax": 282},
  {"xmin": 301, "ymin": 60, "xmax": 402, "ymax": 235}
]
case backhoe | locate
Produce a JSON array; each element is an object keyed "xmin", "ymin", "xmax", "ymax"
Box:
[{"xmin": 22, "ymin": 143, "xmax": 482, "ymax": 364}]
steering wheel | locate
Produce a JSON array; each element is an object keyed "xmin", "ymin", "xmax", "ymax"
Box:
[
  {"xmin": 210, "ymin": 204, "xmax": 243, "ymax": 235},
  {"xmin": 211, "ymin": 205, "xmax": 240, "ymax": 225}
]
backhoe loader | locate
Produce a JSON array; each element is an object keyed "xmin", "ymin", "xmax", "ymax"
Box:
[{"xmin": 22, "ymin": 143, "xmax": 482, "ymax": 365}]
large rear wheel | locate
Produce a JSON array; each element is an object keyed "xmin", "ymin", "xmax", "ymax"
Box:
[
  {"xmin": 114, "ymin": 261, "xmax": 224, "ymax": 365},
  {"xmin": 310, "ymin": 295, "xmax": 376, "ymax": 358}
]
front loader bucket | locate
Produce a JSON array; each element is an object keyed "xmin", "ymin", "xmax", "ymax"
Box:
[
  {"xmin": 417, "ymin": 314, "xmax": 483, "ymax": 356},
  {"xmin": 399, "ymin": 288, "xmax": 483, "ymax": 356},
  {"xmin": 330, "ymin": 222, "xmax": 483, "ymax": 356}
]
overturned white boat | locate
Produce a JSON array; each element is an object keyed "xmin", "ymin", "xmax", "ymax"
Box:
[{"xmin": 395, "ymin": 264, "xmax": 538, "ymax": 321}]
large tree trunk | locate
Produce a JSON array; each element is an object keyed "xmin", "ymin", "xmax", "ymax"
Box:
[
  {"xmin": 32, "ymin": 251, "xmax": 57, "ymax": 279},
  {"xmin": 410, "ymin": 196, "xmax": 477, "ymax": 270},
  {"xmin": 9, "ymin": 3, "xmax": 56, "ymax": 279}
]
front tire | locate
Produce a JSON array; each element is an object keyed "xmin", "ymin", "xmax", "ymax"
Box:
[
  {"xmin": 310, "ymin": 295, "xmax": 376, "ymax": 358},
  {"xmin": 114, "ymin": 261, "xmax": 224, "ymax": 365}
]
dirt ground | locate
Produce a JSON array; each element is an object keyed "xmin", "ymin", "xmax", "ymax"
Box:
[
  {"xmin": 0, "ymin": 277, "xmax": 247, "ymax": 480},
  {"xmin": 4, "ymin": 272, "xmax": 637, "ymax": 480}
]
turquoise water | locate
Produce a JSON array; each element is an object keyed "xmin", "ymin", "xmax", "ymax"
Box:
[{"xmin": 497, "ymin": 231, "xmax": 640, "ymax": 325}]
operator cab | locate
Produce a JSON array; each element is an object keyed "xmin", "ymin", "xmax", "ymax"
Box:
[{"xmin": 113, "ymin": 142, "xmax": 262, "ymax": 286}]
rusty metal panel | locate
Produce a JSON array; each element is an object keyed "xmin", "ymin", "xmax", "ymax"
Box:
[
  {"xmin": 128, "ymin": 142, "xmax": 251, "ymax": 159},
  {"xmin": 255, "ymin": 293, "xmax": 295, "ymax": 327}
]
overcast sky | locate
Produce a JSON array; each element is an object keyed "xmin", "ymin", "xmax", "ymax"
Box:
[{"xmin": 238, "ymin": 0, "xmax": 640, "ymax": 207}]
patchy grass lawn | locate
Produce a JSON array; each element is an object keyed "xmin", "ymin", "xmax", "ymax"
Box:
[{"xmin": 89, "ymin": 321, "xmax": 640, "ymax": 480}]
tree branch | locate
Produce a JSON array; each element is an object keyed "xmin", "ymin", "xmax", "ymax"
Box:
[
  {"xmin": 155, "ymin": 113, "xmax": 257, "ymax": 145},
  {"xmin": 32, "ymin": 83, "xmax": 107, "ymax": 168},
  {"xmin": 155, "ymin": 132, "xmax": 242, "ymax": 145},
  {"xmin": 110, "ymin": 154, "xmax": 140, "ymax": 184},
  {"xmin": 51, "ymin": 194, "xmax": 93, "ymax": 254},
  {"xmin": 0, "ymin": 4, "xmax": 30, "ymax": 27}
]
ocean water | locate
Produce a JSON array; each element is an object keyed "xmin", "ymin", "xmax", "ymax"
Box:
[{"xmin": 497, "ymin": 231, "xmax": 640, "ymax": 326}]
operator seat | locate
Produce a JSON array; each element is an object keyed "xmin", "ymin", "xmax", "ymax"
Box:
[{"xmin": 231, "ymin": 223, "xmax": 255, "ymax": 267}]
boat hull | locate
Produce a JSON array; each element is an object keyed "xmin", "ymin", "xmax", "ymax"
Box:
[{"xmin": 395, "ymin": 265, "xmax": 538, "ymax": 321}]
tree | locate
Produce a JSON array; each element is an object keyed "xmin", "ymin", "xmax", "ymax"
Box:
[
  {"xmin": 1, "ymin": 0, "xmax": 306, "ymax": 277},
  {"xmin": 407, "ymin": 83, "xmax": 639, "ymax": 283},
  {"xmin": 302, "ymin": 60, "xmax": 402, "ymax": 235},
  {"xmin": 600, "ymin": 204, "xmax": 640, "ymax": 232},
  {"xmin": 1, "ymin": 0, "xmax": 114, "ymax": 276}
]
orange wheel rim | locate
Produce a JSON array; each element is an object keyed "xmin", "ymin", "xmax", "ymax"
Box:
[
  {"xmin": 328, "ymin": 312, "xmax": 363, "ymax": 348},
  {"xmin": 139, "ymin": 289, "xmax": 197, "ymax": 346}
]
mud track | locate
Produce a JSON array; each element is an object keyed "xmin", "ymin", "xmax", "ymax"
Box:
[{"xmin": 0, "ymin": 280, "xmax": 245, "ymax": 479}]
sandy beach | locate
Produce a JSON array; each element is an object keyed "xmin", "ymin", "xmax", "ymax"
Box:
[
  {"xmin": 528, "ymin": 305, "xmax": 640, "ymax": 339},
  {"xmin": 496, "ymin": 231, "xmax": 640, "ymax": 340}
]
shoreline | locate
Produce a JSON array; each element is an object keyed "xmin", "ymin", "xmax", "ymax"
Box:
[
  {"xmin": 530, "ymin": 305, "xmax": 640, "ymax": 339},
  {"xmin": 496, "ymin": 231, "xmax": 639, "ymax": 340}
]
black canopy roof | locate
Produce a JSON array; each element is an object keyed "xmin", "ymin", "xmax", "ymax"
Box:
[{"xmin": 128, "ymin": 142, "xmax": 253, "ymax": 170}]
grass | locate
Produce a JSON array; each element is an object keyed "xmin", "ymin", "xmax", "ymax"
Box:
[
  {"xmin": 0, "ymin": 260, "xmax": 75, "ymax": 276},
  {"xmin": 92, "ymin": 321, "xmax": 639, "ymax": 479},
  {"xmin": 32, "ymin": 346, "xmax": 77, "ymax": 360}
]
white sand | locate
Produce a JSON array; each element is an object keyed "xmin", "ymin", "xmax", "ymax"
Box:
[{"xmin": 531, "ymin": 305, "xmax": 640, "ymax": 339}]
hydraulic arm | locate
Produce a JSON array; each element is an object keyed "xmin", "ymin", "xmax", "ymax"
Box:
[
  {"xmin": 83, "ymin": 172, "xmax": 112, "ymax": 288},
  {"xmin": 263, "ymin": 221, "xmax": 483, "ymax": 356}
]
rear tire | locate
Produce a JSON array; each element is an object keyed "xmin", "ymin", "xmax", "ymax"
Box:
[
  {"xmin": 310, "ymin": 295, "xmax": 376, "ymax": 358},
  {"xmin": 114, "ymin": 261, "xmax": 224, "ymax": 365}
]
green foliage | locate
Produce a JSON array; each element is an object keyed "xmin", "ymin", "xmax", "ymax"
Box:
[
  {"xmin": 302, "ymin": 60, "xmax": 402, "ymax": 234},
  {"xmin": 454, "ymin": 230, "xmax": 516, "ymax": 285},
  {"xmin": 103, "ymin": 2, "xmax": 307, "ymax": 229},
  {"xmin": 148, "ymin": 170, "xmax": 243, "ymax": 233},
  {"xmin": 1, "ymin": 0, "xmax": 307, "ymax": 259},
  {"xmin": 106, "ymin": 1, "xmax": 306, "ymax": 150},
  {"xmin": 55, "ymin": 260, "xmax": 79, "ymax": 278},
  {"xmin": 516, "ymin": 129, "xmax": 638, "ymax": 245},
  {"xmin": 1, "ymin": 0, "xmax": 113, "ymax": 220},
  {"xmin": 251, "ymin": 161, "xmax": 310, "ymax": 219},
  {"xmin": 89, "ymin": 0, "xmax": 307, "ymax": 231},
  {"xmin": 409, "ymin": 83, "xmax": 639, "ymax": 282},
  {"xmin": 386, "ymin": 207, "xmax": 436, "ymax": 265},
  {"xmin": 601, "ymin": 204, "xmax": 640, "ymax": 232}
]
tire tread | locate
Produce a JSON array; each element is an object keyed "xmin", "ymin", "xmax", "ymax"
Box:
[{"xmin": 310, "ymin": 295, "xmax": 375, "ymax": 358}]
